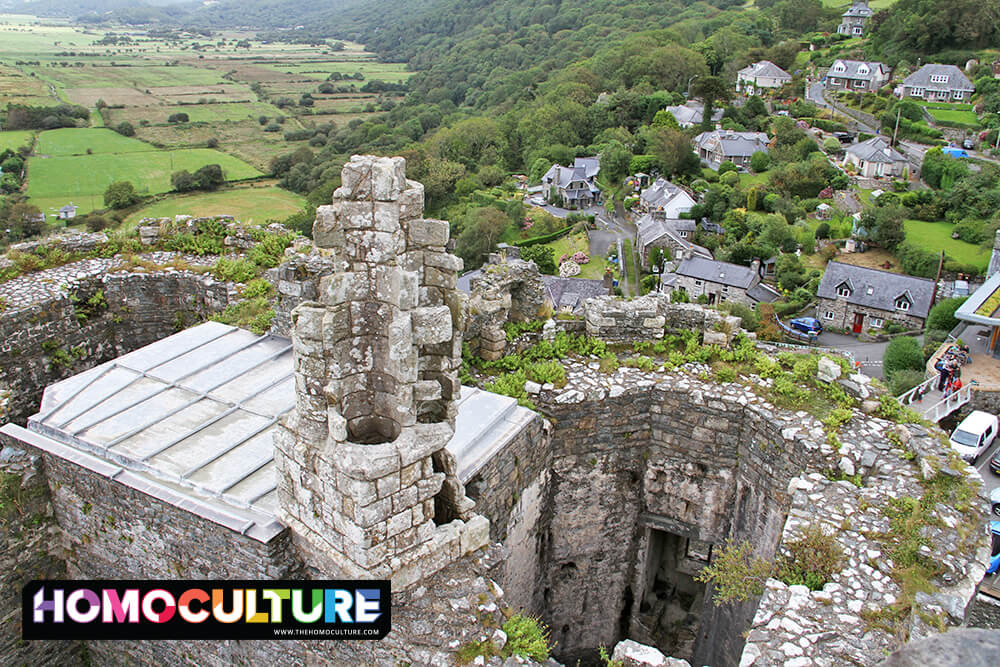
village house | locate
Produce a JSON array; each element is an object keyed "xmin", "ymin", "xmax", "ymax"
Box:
[
  {"xmin": 816, "ymin": 261, "xmax": 934, "ymax": 334},
  {"xmin": 635, "ymin": 211, "xmax": 713, "ymax": 270},
  {"xmin": 736, "ymin": 61, "xmax": 792, "ymax": 96},
  {"xmin": 693, "ymin": 130, "xmax": 770, "ymax": 170},
  {"xmin": 669, "ymin": 255, "xmax": 779, "ymax": 307},
  {"xmin": 57, "ymin": 204, "xmax": 78, "ymax": 220},
  {"xmin": 837, "ymin": 0, "xmax": 874, "ymax": 37},
  {"xmin": 824, "ymin": 59, "xmax": 891, "ymax": 92},
  {"xmin": 541, "ymin": 156, "xmax": 601, "ymax": 209},
  {"xmin": 638, "ymin": 177, "xmax": 697, "ymax": 217},
  {"xmin": 844, "ymin": 136, "xmax": 908, "ymax": 178},
  {"xmin": 662, "ymin": 102, "xmax": 723, "ymax": 129},
  {"xmin": 900, "ymin": 64, "xmax": 975, "ymax": 102}
]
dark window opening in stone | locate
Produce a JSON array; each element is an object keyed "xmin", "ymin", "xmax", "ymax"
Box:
[
  {"xmin": 618, "ymin": 585, "xmax": 634, "ymax": 641},
  {"xmin": 347, "ymin": 414, "xmax": 401, "ymax": 444},
  {"xmin": 636, "ymin": 529, "xmax": 709, "ymax": 661},
  {"xmin": 431, "ymin": 451, "xmax": 459, "ymax": 526}
]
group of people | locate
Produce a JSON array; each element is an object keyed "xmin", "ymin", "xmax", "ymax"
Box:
[{"xmin": 936, "ymin": 344, "xmax": 971, "ymax": 396}]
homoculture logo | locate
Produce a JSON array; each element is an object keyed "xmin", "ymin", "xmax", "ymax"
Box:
[{"xmin": 23, "ymin": 580, "xmax": 390, "ymax": 640}]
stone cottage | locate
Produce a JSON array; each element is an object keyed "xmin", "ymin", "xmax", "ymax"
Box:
[
  {"xmin": 636, "ymin": 212, "xmax": 713, "ymax": 269},
  {"xmin": 900, "ymin": 64, "xmax": 975, "ymax": 102},
  {"xmin": 669, "ymin": 255, "xmax": 780, "ymax": 307},
  {"xmin": 816, "ymin": 261, "xmax": 934, "ymax": 333},
  {"xmin": 845, "ymin": 136, "xmax": 908, "ymax": 178},
  {"xmin": 638, "ymin": 177, "xmax": 697, "ymax": 217},
  {"xmin": 541, "ymin": 156, "xmax": 601, "ymax": 208},
  {"xmin": 824, "ymin": 59, "xmax": 891, "ymax": 92},
  {"xmin": 694, "ymin": 130, "xmax": 770, "ymax": 170},
  {"xmin": 736, "ymin": 61, "xmax": 792, "ymax": 96},
  {"xmin": 837, "ymin": 0, "xmax": 874, "ymax": 37}
]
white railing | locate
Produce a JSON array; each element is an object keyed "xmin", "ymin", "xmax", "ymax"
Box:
[
  {"xmin": 896, "ymin": 373, "xmax": 937, "ymax": 406},
  {"xmin": 920, "ymin": 385, "xmax": 973, "ymax": 422}
]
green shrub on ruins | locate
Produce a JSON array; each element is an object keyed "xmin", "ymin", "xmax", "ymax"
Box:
[
  {"xmin": 501, "ymin": 613, "xmax": 551, "ymax": 662},
  {"xmin": 776, "ymin": 523, "xmax": 843, "ymax": 591},
  {"xmin": 212, "ymin": 258, "xmax": 257, "ymax": 283},
  {"xmin": 695, "ymin": 540, "xmax": 773, "ymax": 604},
  {"xmin": 211, "ymin": 297, "xmax": 275, "ymax": 335}
]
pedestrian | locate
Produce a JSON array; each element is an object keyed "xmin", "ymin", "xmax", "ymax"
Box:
[{"xmin": 937, "ymin": 360, "xmax": 950, "ymax": 391}]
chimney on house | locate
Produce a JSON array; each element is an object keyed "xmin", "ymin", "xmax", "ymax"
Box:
[{"xmin": 750, "ymin": 258, "xmax": 762, "ymax": 277}]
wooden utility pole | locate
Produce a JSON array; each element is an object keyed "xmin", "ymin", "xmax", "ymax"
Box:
[
  {"xmin": 891, "ymin": 107, "xmax": 901, "ymax": 146},
  {"xmin": 929, "ymin": 250, "xmax": 945, "ymax": 308}
]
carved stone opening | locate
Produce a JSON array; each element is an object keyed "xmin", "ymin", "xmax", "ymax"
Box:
[{"xmin": 347, "ymin": 415, "xmax": 400, "ymax": 445}]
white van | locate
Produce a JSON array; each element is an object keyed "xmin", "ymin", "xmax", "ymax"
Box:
[{"xmin": 949, "ymin": 411, "xmax": 999, "ymax": 463}]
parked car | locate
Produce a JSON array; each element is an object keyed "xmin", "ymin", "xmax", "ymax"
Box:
[
  {"xmin": 989, "ymin": 521, "xmax": 1000, "ymax": 574},
  {"xmin": 963, "ymin": 138, "xmax": 975, "ymax": 150},
  {"xmin": 789, "ymin": 317, "xmax": 822, "ymax": 335},
  {"xmin": 833, "ymin": 131, "xmax": 853, "ymax": 144},
  {"xmin": 950, "ymin": 410, "xmax": 999, "ymax": 463},
  {"xmin": 992, "ymin": 488, "xmax": 1000, "ymax": 518},
  {"xmin": 989, "ymin": 444, "xmax": 1000, "ymax": 475}
]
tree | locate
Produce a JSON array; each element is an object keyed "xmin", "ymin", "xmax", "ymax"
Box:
[
  {"xmin": 455, "ymin": 207, "xmax": 508, "ymax": 268},
  {"xmin": 114, "ymin": 121, "xmax": 135, "ymax": 137},
  {"xmin": 925, "ymin": 296, "xmax": 968, "ymax": 333},
  {"xmin": 749, "ymin": 151, "xmax": 770, "ymax": 173},
  {"xmin": 520, "ymin": 245, "xmax": 556, "ymax": 274},
  {"xmin": 642, "ymin": 126, "xmax": 701, "ymax": 179},
  {"xmin": 171, "ymin": 170, "xmax": 198, "ymax": 192},
  {"xmin": 103, "ymin": 181, "xmax": 140, "ymax": 209},
  {"xmin": 692, "ymin": 76, "xmax": 732, "ymax": 132},
  {"xmin": 883, "ymin": 336, "xmax": 924, "ymax": 381},
  {"xmin": 167, "ymin": 112, "xmax": 189, "ymax": 123},
  {"xmin": 858, "ymin": 205, "xmax": 906, "ymax": 251},
  {"xmin": 651, "ymin": 110, "xmax": 680, "ymax": 129},
  {"xmin": 194, "ymin": 164, "xmax": 225, "ymax": 190}
]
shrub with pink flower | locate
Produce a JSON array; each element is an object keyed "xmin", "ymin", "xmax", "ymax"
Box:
[
  {"xmin": 572, "ymin": 251, "xmax": 589, "ymax": 264},
  {"xmin": 560, "ymin": 254, "xmax": 570, "ymax": 264}
]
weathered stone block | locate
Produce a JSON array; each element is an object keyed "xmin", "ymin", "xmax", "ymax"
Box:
[
  {"xmin": 408, "ymin": 219, "xmax": 450, "ymax": 247},
  {"xmin": 411, "ymin": 305, "xmax": 453, "ymax": 345}
]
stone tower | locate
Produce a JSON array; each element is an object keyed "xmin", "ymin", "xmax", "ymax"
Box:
[{"xmin": 275, "ymin": 155, "xmax": 486, "ymax": 588}]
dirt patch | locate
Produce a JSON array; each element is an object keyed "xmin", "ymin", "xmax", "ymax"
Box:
[
  {"xmin": 65, "ymin": 86, "xmax": 158, "ymax": 107},
  {"xmin": 831, "ymin": 248, "xmax": 904, "ymax": 273}
]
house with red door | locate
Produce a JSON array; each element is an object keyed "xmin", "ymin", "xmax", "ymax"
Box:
[{"xmin": 815, "ymin": 262, "xmax": 934, "ymax": 334}]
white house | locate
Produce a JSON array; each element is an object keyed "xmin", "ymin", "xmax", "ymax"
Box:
[{"xmin": 736, "ymin": 61, "xmax": 792, "ymax": 95}]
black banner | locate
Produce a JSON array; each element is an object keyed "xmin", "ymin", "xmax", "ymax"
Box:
[{"xmin": 22, "ymin": 580, "xmax": 391, "ymax": 640}]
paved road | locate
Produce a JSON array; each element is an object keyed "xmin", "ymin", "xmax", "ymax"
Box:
[
  {"xmin": 807, "ymin": 82, "xmax": 878, "ymax": 135},
  {"xmin": 815, "ymin": 331, "xmax": 895, "ymax": 379},
  {"xmin": 974, "ymin": 436, "xmax": 1000, "ymax": 506}
]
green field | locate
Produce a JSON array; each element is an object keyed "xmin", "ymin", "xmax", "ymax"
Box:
[
  {"xmin": 25, "ymin": 64, "xmax": 227, "ymax": 89},
  {"xmin": 112, "ymin": 101, "xmax": 284, "ymax": 125},
  {"xmin": 0, "ymin": 130, "xmax": 33, "ymax": 151},
  {"xmin": 903, "ymin": 220, "xmax": 989, "ymax": 271},
  {"xmin": 925, "ymin": 107, "xmax": 980, "ymax": 127},
  {"xmin": 35, "ymin": 128, "xmax": 156, "ymax": 156},
  {"xmin": 266, "ymin": 61, "xmax": 413, "ymax": 83},
  {"xmin": 124, "ymin": 186, "xmax": 306, "ymax": 226},
  {"xmin": 27, "ymin": 148, "xmax": 262, "ymax": 215}
]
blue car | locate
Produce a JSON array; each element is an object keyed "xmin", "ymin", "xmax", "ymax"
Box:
[
  {"xmin": 790, "ymin": 317, "xmax": 823, "ymax": 336},
  {"xmin": 989, "ymin": 521, "xmax": 1000, "ymax": 576}
]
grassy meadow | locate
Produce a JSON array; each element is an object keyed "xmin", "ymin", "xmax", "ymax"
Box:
[
  {"xmin": 903, "ymin": 220, "xmax": 989, "ymax": 271},
  {"xmin": 0, "ymin": 130, "xmax": 34, "ymax": 152},
  {"xmin": 124, "ymin": 186, "xmax": 306, "ymax": 226}
]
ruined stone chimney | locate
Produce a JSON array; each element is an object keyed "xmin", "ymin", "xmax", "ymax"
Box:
[{"xmin": 275, "ymin": 155, "xmax": 486, "ymax": 588}]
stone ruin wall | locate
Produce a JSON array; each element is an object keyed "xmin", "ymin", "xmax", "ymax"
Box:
[{"xmin": 0, "ymin": 270, "xmax": 237, "ymax": 425}]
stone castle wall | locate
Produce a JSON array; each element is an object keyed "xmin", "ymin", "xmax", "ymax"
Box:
[
  {"xmin": 0, "ymin": 449, "xmax": 78, "ymax": 667},
  {"xmin": 0, "ymin": 268, "xmax": 236, "ymax": 424}
]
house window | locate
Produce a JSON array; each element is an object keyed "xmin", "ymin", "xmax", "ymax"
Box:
[
  {"xmin": 870, "ymin": 317, "xmax": 884, "ymax": 328},
  {"xmin": 910, "ymin": 87, "xmax": 924, "ymax": 97},
  {"xmin": 853, "ymin": 26, "xmax": 863, "ymax": 35},
  {"xmin": 953, "ymin": 90, "xmax": 964, "ymax": 99},
  {"xmin": 866, "ymin": 286, "xmax": 874, "ymax": 295},
  {"xmin": 824, "ymin": 311, "xmax": 835, "ymax": 320},
  {"xmin": 720, "ymin": 295, "xmax": 727, "ymax": 302},
  {"xmin": 722, "ymin": 285, "xmax": 729, "ymax": 292},
  {"xmin": 694, "ymin": 280, "xmax": 703, "ymax": 287},
  {"xmin": 837, "ymin": 286, "xmax": 851, "ymax": 297},
  {"xmin": 930, "ymin": 74, "xmax": 949, "ymax": 84},
  {"xmin": 858, "ymin": 66, "xmax": 869, "ymax": 75},
  {"xmin": 834, "ymin": 63, "xmax": 846, "ymax": 73},
  {"xmin": 895, "ymin": 298, "xmax": 910, "ymax": 311},
  {"xmin": 679, "ymin": 231, "xmax": 688, "ymax": 238}
]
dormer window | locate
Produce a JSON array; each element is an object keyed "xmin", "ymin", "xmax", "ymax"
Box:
[
  {"xmin": 834, "ymin": 63, "xmax": 846, "ymax": 73},
  {"xmin": 895, "ymin": 297, "xmax": 911, "ymax": 311},
  {"xmin": 858, "ymin": 65, "xmax": 869, "ymax": 75},
  {"xmin": 930, "ymin": 74, "xmax": 949, "ymax": 84},
  {"xmin": 866, "ymin": 286, "xmax": 874, "ymax": 295},
  {"xmin": 836, "ymin": 283, "xmax": 851, "ymax": 297}
]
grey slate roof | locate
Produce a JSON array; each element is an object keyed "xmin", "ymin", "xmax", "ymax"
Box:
[
  {"xmin": 845, "ymin": 136, "xmax": 906, "ymax": 164},
  {"xmin": 639, "ymin": 178, "xmax": 694, "ymax": 212},
  {"xmin": 816, "ymin": 262, "xmax": 935, "ymax": 319},
  {"xmin": 694, "ymin": 130, "xmax": 770, "ymax": 159},
  {"xmin": 828, "ymin": 60, "xmax": 888, "ymax": 82},
  {"xmin": 676, "ymin": 256, "xmax": 757, "ymax": 288},
  {"xmin": 636, "ymin": 214, "xmax": 712, "ymax": 260},
  {"xmin": 738, "ymin": 61, "xmax": 792, "ymax": 81},
  {"xmin": 663, "ymin": 103, "xmax": 723, "ymax": 127},
  {"xmin": 902, "ymin": 64, "xmax": 974, "ymax": 92},
  {"xmin": 540, "ymin": 275, "xmax": 609, "ymax": 311},
  {"xmin": 842, "ymin": 1, "xmax": 873, "ymax": 18}
]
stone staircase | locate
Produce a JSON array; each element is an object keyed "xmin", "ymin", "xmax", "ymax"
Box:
[{"xmin": 446, "ymin": 386, "xmax": 536, "ymax": 484}]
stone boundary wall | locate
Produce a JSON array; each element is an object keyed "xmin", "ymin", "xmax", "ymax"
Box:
[
  {"xmin": 0, "ymin": 448, "xmax": 78, "ymax": 667},
  {"xmin": 583, "ymin": 294, "xmax": 741, "ymax": 345},
  {"xmin": 0, "ymin": 269, "xmax": 237, "ymax": 424}
]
